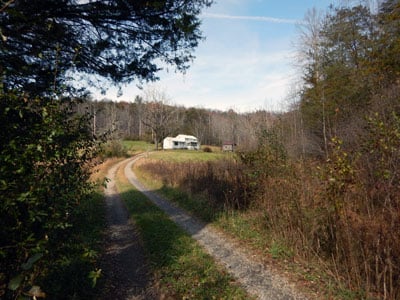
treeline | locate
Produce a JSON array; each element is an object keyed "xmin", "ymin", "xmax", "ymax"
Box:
[
  {"xmin": 74, "ymin": 95, "xmax": 276, "ymax": 149},
  {"xmin": 295, "ymin": 0, "xmax": 400, "ymax": 159},
  {"xmin": 243, "ymin": 1, "xmax": 400, "ymax": 297}
]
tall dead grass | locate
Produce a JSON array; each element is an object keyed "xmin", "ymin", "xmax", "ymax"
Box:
[
  {"xmin": 138, "ymin": 114, "xmax": 399, "ymax": 298},
  {"xmin": 139, "ymin": 158, "xmax": 250, "ymax": 212}
]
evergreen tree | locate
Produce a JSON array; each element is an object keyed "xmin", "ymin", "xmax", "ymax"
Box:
[
  {"xmin": 0, "ymin": 0, "xmax": 212, "ymax": 95},
  {"xmin": 0, "ymin": 0, "xmax": 212, "ymax": 297}
]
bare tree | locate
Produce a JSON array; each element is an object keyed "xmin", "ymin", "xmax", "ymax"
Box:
[
  {"xmin": 142, "ymin": 86, "xmax": 177, "ymax": 150},
  {"xmin": 295, "ymin": 7, "xmax": 330, "ymax": 158},
  {"xmin": 134, "ymin": 95, "xmax": 144, "ymax": 138}
]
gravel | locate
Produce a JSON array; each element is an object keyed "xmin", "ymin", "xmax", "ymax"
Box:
[{"xmin": 124, "ymin": 156, "xmax": 309, "ymax": 300}]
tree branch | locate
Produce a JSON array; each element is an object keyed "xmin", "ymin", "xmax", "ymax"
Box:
[{"xmin": 0, "ymin": 0, "xmax": 14, "ymax": 12}]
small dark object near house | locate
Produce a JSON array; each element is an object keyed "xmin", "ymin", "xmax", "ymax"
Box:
[{"xmin": 222, "ymin": 141, "xmax": 236, "ymax": 152}]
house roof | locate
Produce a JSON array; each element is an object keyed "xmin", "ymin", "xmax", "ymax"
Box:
[
  {"xmin": 175, "ymin": 134, "xmax": 197, "ymax": 140},
  {"xmin": 163, "ymin": 134, "xmax": 198, "ymax": 142}
]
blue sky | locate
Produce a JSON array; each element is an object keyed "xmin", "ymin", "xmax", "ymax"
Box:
[{"xmin": 97, "ymin": 0, "xmax": 337, "ymax": 112}]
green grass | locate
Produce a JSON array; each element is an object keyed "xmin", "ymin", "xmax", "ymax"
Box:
[
  {"xmin": 148, "ymin": 149, "xmax": 231, "ymax": 163},
  {"xmin": 215, "ymin": 211, "xmax": 270, "ymax": 250},
  {"xmin": 269, "ymin": 241, "xmax": 294, "ymax": 260},
  {"xmin": 115, "ymin": 172, "xmax": 251, "ymax": 299},
  {"xmin": 121, "ymin": 140, "xmax": 235, "ymax": 162},
  {"xmin": 122, "ymin": 140, "xmax": 154, "ymax": 154},
  {"xmin": 159, "ymin": 186, "xmax": 218, "ymax": 222}
]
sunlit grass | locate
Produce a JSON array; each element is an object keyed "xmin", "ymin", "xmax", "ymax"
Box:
[
  {"xmin": 122, "ymin": 140, "xmax": 154, "ymax": 154},
  {"xmin": 148, "ymin": 149, "xmax": 230, "ymax": 163}
]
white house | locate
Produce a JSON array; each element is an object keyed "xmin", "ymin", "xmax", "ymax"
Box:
[{"xmin": 163, "ymin": 134, "xmax": 200, "ymax": 150}]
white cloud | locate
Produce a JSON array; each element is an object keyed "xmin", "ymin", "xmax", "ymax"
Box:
[
  {"xmin": 94, "ymin": 40, "xmax": 296, "ymax": 112},
  {"xmin": 91, "ymin": 7, "xmax": 301, "ymax": 112},
  {"xmin": 147, "ymin": 47, "xmax": 294, "ymax": 112},
  {"xmin": 203, "ymin": 13, "xmax": 302, "ymax": 24}
]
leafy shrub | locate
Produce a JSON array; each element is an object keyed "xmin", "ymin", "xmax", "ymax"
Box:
[
  {"xmin": 0, "ymin": 93, "xmax": 101, "ymax": 299},
  {"xmin": 100, "ymin": 139, "xmax": 128, "ymax": 158}
]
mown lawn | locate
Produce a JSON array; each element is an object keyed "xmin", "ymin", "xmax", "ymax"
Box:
[
  {"xmin": 147, "ymin": 149, "xmax": 232, "ymax": 163},
  {"xmin": 122, "ymin": 140, "xmax": 154, "ymax": 154}
]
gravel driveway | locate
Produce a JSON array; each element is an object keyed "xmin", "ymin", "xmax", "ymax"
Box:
[{"xmin": 123, "ymin": 156, "xmax": 309, "ymax": 300}]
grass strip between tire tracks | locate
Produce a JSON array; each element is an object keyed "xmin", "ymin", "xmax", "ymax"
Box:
[{"xmin": 114, "ymin": 162, "xmax": 251, "ymax": 299}]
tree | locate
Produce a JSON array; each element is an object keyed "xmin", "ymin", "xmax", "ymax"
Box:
[
  {"xmin": 181, "ymin": 107, "xmax": 210, "ymax": 143},
  {"xmin": 134, "ymin": 95, "xmax": 145, "ymax": 138},
  {"xmin": 296, "ymin": 7, "xmax": 329, "ymax": 157},
  {"xmin": 1, "ymin": 0, "xmax": 212, "ymax": 297},
  {"xmin": 142, "ymin": 87, "xmax": 177, "ymax": 150},
  {"xmin": 1, "ymin": 0, "xmax": 212, "ymax": 95},
  {"xmin": 374, "ymin": 0, "xmax": 400, "ymax": 87},
  {"xmin": 298, "ymin": 3, "xmax": 378, "ymax": 156}
]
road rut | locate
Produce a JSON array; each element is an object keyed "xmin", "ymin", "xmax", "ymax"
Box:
[{"xmin": 99, "ymin": 160, "xmax": 156, "ymax": 300}]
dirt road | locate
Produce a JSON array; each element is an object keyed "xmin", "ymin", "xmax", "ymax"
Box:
[
  {"xmin": 123, "ymin": 156, "xmax": 308, "ymax": 300},
  {"xmin": 99, "ymin": 160, "xmax": 156, "ymax": 300}
]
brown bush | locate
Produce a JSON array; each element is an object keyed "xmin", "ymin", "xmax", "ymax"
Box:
[{"xmin": 203, "ymin": 146, "xmax": 212, "ymax": 153}]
